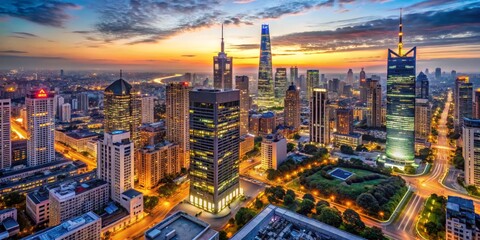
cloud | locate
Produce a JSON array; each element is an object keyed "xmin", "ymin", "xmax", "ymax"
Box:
[
  {"xmin": 230, "ymin": 44, "xmax": 259, "ymax": 50},
  {"xmin": 0, "ymin": 50, "xmax": 27, "ymax": 54},
  {"xmin": 181, "ymin": 55, "xmax": 196, "ymax": 57},
  {"xmin": 12, "ymin": 31, "xmax": 38, "ymax": 37},
  {"xmin": 0, "ymin": 0, "xmax": 80, "ymax": 27},
  {"xmin": 403, "ymin": 0, "xmax": 458, "ymax": 11},
  {"xmin": 234, "ymin": 0, "xmax": 256, "ymax": 3},
  {"xmin": 72, "ymin": 30, "xmax": 93, "ymax": 34}
]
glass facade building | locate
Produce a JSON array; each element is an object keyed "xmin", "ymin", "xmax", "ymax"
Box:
[
  {"xmin": 416, "ymin": 72, "xmax": 429, "ymax": 99},
  {"xmin": 386, "ymin": 47, "xmax": 416, "ymax": 163},
  {"xmin": 274, "ymin": 68, "xmax": 287, "ymax": 100},
  {"xmin": 306, "ymin": 70, "xmax": 320, "ymax": 101},
  {"xmin": 257, "ymin": 24, "xmax": 274, "ymax": 109},
  {"xmin": 189, "ymin": 89, "xmax": 241, "ymax": 213}
]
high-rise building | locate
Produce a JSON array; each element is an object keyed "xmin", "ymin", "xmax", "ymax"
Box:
[
  {"xmin": 336, "ymin": 108, "xmax": 353, "ymax": 135},
  {"xmin": 284, "ymin": 83, "xmax": 300, "ymax": 130},
  {"xmin": 366, "ymin": 78, "xmax": 382, "ymax": 128},
  {"xmin": 359, "ymin": 68, "xmax": 366, "ymax": 81},
  {"xmin": 451, "ymin": 70, "xmax": 457, "ymax": 80},
  {"xmin": 166, "ymin": 82, "xmax": 191, "ymax": 169},
  {"xmin": 257, "ymin": 24, "xmax": 274, "ymax": 108},
  {"xmin": 386, "ymin": 12, "xmax": 416, "ymax": 164},
  {"xmin": 136, "ymin": 142, "xmax": 180, "ymax": 190},
  {"xmin": 274, "ymin": 68, "xmax": 288, "ymax": 100},
  {"xmin": 455, "ymin": 76, "xmax": 473, "ymax": 126},
  {"xmin": 0, "ymin": 99, "xmax": 11, "ymax": 169},
  {"xmin": 306, "ymin": 70, "xmax": 320, "ymax": 101},
  {"xmin": 97, "ymin": 130, "xmax": 134, "ymax": 203},
  {"xmin": 213, "ymin": 25, "xmax": 233, "ymax": 90},
  {"xmin": 141, "ymin": 96, "xmax": 155, "ymax": 124},
  {"xmin": 359, "ymin": 68, "xmax": 368, "ymax": 102},
  {"xmin": 416, "ymin": 72, "xmax": 429, "ymax": 99},
  {"xmin": 463, "ymin": 118, "xmax": 480, "ymax": 188},
  {"xmin": 25, "ymin": 212, "xmax": 101, "ymax": 240},
  {"xmin": 310, "ymin": 88, "xmax": 329, "ymax": 145},
  {"xmin": 189, "ymin": 89, "xmax": 240, "ymax": 213},
  {"xmin": 290, "ymin": 66, "xmax": 298, "ymax": 86},
  {"xmin": 26, "ymin": 89, "xmax": 55, "ymax": 167},
  {"xmin": 415, "ymin": 99, "xmax": 431, "ymax": 142},
  {"xmin": 261, "ymin": 134, "xmax": 287, "ymax": 170},
  {"xmin": 78, "ymin": 92, "xmax": 89, "ymax": 113},
  {"xmin": 446, "ymin": 196, "xmax": 478, "ymax": 240},
  {"xmin": 54, "ymin": 95, "xmax": 64, "ymax": 119},
  {"xmin": 60, "ymin": 103, "xmax": 71, "ymax": 122},
  {"xmin": 71, "ymin": 98, "xmax": 78, "ymax": 110},
  {"xmin": 104, "ymin": 74, "xmax": 141, "ymax": 147},
  {"xmin": 475, "ymin": 89, "xmax": 480, "ymax": 119},
  {"xmin": 236, "ymin": 76, "xmax": 250, "ymax": 136},
  {"xmin": 346, "ymin": 69, "xmax": 354, "ymax": 85},
  {"xmin": 435, "ymin": 67, "xmax": 441, "ymax": 80},
  {"xmin": 48, "ymin": 179, "xmax": 109, "ymax": 226}
]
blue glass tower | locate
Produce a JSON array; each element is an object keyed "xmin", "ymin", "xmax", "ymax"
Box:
[
  {"xmin": 257, "ymin": 24, "xmax": 274, "ymax": 108},
  {"xmin": 386, "ymin": 11, "xmax": 416, "ymax": 164}
]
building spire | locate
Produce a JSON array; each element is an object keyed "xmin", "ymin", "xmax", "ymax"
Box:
[
  {"xmin": 221, "ymin": 23, "xmax": 224, "ymax": 53},
  {"xmin": 398, "ymin": 8, "xmax": 403, "ymax": 56}
]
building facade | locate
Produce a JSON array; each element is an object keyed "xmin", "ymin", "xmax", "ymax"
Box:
[
  {"xmin": 0, "ymin": 99, "xmax": 11, "ymax": 169},
  {"xmin": 306, "ymin": 70, "xmax": 319, "ymax": 101},
  {"xmin": 236, "ymin": 76, "xmax": 250, "ymax": 136},
  {"xmin": 455, "ymin": 76, "xmax": 473, "ymax": 127},
  {"xmin": 310, "ymin": 88, "xmax": 329, "ymax": 145},
  {"xmin": 475, "ymin": 89, "xmax": 480, "ymax": 119},
  {"xmin": 446, "ymin": 196, "xmax": 478, "ymax": 240},
  {"xmin": 274, "ymin": 68, "xmax": 288, "ymax": 101},
  {"xmin": 141, "ymin": 96, "xmax": 155, "ymax": 124},
  {"xmin": 284, "ymin": 83, "xmax": 300, "ymax": 131},
  {"xmin": 257, "ymin": 24, "xmax": 274, "ymax": 109},
  {"xmin": 416, "ymin": 72, "xmax": 429, "ymax": 99},
  {"xmin": 463, "ymin": 118, "xmax": 480, "ymax": 188},
  {"xmin": 260, "ymin": 134, "xmax": 287, "ymax": 170},
  {"xmin": 366, "ymin": 78, "xmax": 382, "ymax": 128},
  {"xmin": 61, "ymin": 103, "xmax": 71, "ymax": 122},
  {"xmin": 336, "ymin": 108, "xmax": 353, "ymax": 135},
  {"xmin": 415, "ymin": 98, "xmax": 431, "ymax": 143},
  {"xmin": 136, "ymin": 142, "xmax": 180, "ymax": 190}
]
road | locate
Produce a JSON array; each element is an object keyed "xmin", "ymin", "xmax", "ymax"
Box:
[{"xmin": 151, "ymin": 74, "xmax": 183, "ymax": 84}]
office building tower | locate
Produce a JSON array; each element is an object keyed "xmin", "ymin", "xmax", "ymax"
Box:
[
  {"xmin": 54, "ymin": 95, "xmax": 64, "ymax": 119},
  {"xmin": 455, "ymin": 76, "xmax": 473, "ymax": 126},
  {"xmin": 306, "ymin": 70, "xmax": 320, "ymax": 101},
  {"xmin": 141, "ymin": 96, "xmax": 155, "ymax": 124},
  {"xmin": 26, "ymin": 89, "xmax": 55, "ymax": 167},
  {"xmin": 336, "ymin": 108, "xmax": 353, "ymax": 135},
  {"xmin": 78, "ymin": 92, "xmax": 89, "ymax": 113},
  {"xmin": 166, "ymin": 82, "xmax": 191, "ymax": 169},
  {"xmin": 359, "ymin": 68, "xmax": 368, "ymax": 102},
  {"xmin": 97, "ymin": 130, "xmax": 134, "ymax": 203},
  {"xmin": 386, "ymin": 12, "xmax": 416, "ymax": 164},
  {"xmin": 310, "ymin": 88, "xmax": 329, "ymax": 145},
  {"xmin": 274, "ymin": 68, "xmax": 288, "ymax": 99},
  {"xmin": 136, "ymin": 142, "xmax": 180, "ymax": 190},
  {"xmin": 475, "ymin": 89, "xmax": 480, "ymax": 119},
  {"xmin": 446, "ymin": 196, "xmax": 478, "ymax": 240},
  {"xmin": 257, "ymin": 24, "xmax": 274, "ymax": 108},
  {"xmin": 49, "ymin": 179, "xmax": 109, "ymax": 226},
  {"xmin": 284, "ymin": 83, "xmax": 300, "ymax": 130},
  {"xmin": 236, "ymin": 76, "xmax": 250, "ymax": 136},
  {"xmin": 346, "ymin": 69, "xmax": 354, "ymax": 85},
  {"xmin": 359, "ymin": 68, "xmax": 366, "ymax": 81},
  {"xmin": 213, "ymin": 25, "xmax": 233, "ymax": 90},
  {"xmin": 24, "ymin": 212, "xmax": 101, "ymax": 240},
  {"xmin": 366, "ymin": 78, "xmax": 382, "ymax": 128},
  {"xmin": 416, "ymin": 72, "xmax": 429, "ymax": 99},
  {"xmin": 71, "ymin": 98, "xmax": 78, "ymax": 110},
  {"xmin": 415, "ymin": 99, "xmax": 431, "ymax": 142},
  {"xmin": 290, "ymin": 66, "xmax": 298, "ymax": 85},
  {"xmin": 435, "ymin": 67, "xmax": 441, "ymax": 80},
  {"xmin": 189, "ymin": 89, "xmax": 240, "ymax": 213},
  {"xmin": 463, "ymin": 118, "xmax": 480, "ymax": 187},
  {"xmin": 60, "ymin": 103, "xmax": 71, "ymax": 122},
  {"xmin": 0, "ymin": 99, "xmax": 11, "ymax": 169},
  {"xmin": 104, "ymin": 73, "xmax": 141, "ymax": 147},
  {"xmin": 261, "ymin": 134, "xmax": 287, "ymax": 170},
  {"xmin": 451, "ymin": 70, "xmax": 457, "ymax": 80}
]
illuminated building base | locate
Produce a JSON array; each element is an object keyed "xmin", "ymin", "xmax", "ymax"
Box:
[
  {"xmin": 377, "ymin": 155, "xmax": 416, "ymax": 170},
  {"xmin": 189, "ymin": 187, "xmax": 243, "ymax": 214}
]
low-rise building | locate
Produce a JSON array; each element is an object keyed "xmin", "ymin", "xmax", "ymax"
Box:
[
  {"xmin": 261, "ymin": 134, "xmax": 287, "ymax": 170},
  {"xmin": 55, "ymin": 129, "xmax": 98, "ymax": 152},
  {"xmin": 120, "ymin": 189, "xmax": 144, "ymax": 221},
  {"xmin": 239, "ymin": 134, "xmax": 254, "ymax": 159},
  {"xmin": 446, "ymin": 196, "xmax": 480, "ymax": 240},
  {"xmin": 26, "ymin": 188, "xmax": 50, "ymax": 224},
  {"xmin": 333, "ymin": 133, "xmax": 362, "ymax": 149},
  {"xmin": 0, "ymin": 209, "xmax": 16, "ymax": 222},
  {"xmin": 0, "ymin": 208, "xmax": 19, "ymax": 239},
  {"xmin": 145, "ymin": 211, "xmax": 218, "ymax": 240}
]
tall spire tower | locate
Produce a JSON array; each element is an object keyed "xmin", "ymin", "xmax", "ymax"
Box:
[
  {"xmin": 398, "ymin": 8, "xmax": 403, "ymax": 56},
  {"xmin": 213, "ymin": 24, "xmax": 233, "ymax": 90}
]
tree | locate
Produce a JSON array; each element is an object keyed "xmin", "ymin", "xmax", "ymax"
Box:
[
  {"xmin": 424, "ymin": 221, "xmax": 439, "ymax": 237},
  {"xmin": 404, "ymin": 165, "xmax": 416, "ymax": 174},
  {"xmin": 356, "ymin": 193, "xmax": 380, "ymax": 213},
  {"xmin": 235, "ymin": 208, "xmax": 256, "ymax": 227},
  {"xmin": 219, "ymin": 231, "xmax": 229, "ymax": 240},
  {"xmin": 2, "ymin": 192, "xmax": 25, "ymax": 207},
  {"xmin": 293, "ymin": 133, "xmax": 301, "ymax": 140},
  {"xmin": 266, "ymin": 169, "xmax": 278, "ymax": 181},
  {"xmin": 340, "ymin": 145, "xmax": 355, "ymax": 155},
  {"xmin": 303, "ymin": 144, "xmax": 318, "ymax": 155},
  {"xmin": 297, "ymin": 199, "xmax": 315, "ymax": 215},
  {"xmin": 317, "ymin": 207, "xmax": 343, "ymax": 228},
  {"xmin": 286, "ymin": 189, "xmax": 296, "ymax": 199},
  {"xmin": 284, "ymin": 195, "xmax": 295, "ymax": 206},
  {"xmin": 316, "ymin": 200, "xmax": 330, "ymax": 208},
  {"xmin": 143, "ymin": 196, "xmax": 159, "ymax": 210},
  {"xmin": 362, "ymin": 226, "xmax": 384, "ymax": 240},
  {"xmin": 254, "ymin": 198, "xmax": 264, "ymax": 209},
  {"xmin": 356, "ymin": 144, "xmax": 368, "ymax": 152},
  {"xmin": 287, "ymin": 143, "xmax": 296, "ymax": 152},
  {"xmin": 302, "ymin": 193, "xmax": 315, "ymax": 202},
  {"xmin": 343, "ymin": 209, "xmax": 365, "ymax": 233}
]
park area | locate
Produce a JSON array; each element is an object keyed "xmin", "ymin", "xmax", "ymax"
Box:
[{"xmin": 417, "ymin": 194, "xmax": 446, "ymax": 239}]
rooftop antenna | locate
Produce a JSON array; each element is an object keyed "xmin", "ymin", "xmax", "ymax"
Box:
[
  {"xmin": 221, "ymin": 23, "xmax": 224, "ymax": 53},
  {"xmin": 398, "ymin": 8, "xmax": 403, "ymax": 56}
]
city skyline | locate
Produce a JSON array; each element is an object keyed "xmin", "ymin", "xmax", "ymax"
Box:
[{"xmin": 0, "ymin": 0, "xmax": 479, "ymax": 72}]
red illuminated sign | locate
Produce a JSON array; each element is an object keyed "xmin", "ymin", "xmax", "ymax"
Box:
[{"xmin": 37, "ymin": 89, "xmax": 48, "ymax": 98}]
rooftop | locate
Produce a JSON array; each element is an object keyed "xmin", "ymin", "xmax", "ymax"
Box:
[
  {"xmin": 145, "ymin": 211, "xmax": 217, "ymax": 240},
  {"xmin": 27, "ymin": 188, "xmax": 50, "ymax": 204},
  {"xmin": 50, "ymin": 179, "xmax": 108, "ymax": 201},
  {"xmin": 105, "ymin": 78, "xmax": 132, "ymax": 95},
  {"xmin": 122, "ymin": 189, "xmax": 142, "ymax": 199},
  {"xmin": 62, "ymin": 129, "xmax": 98, "ymax": 139}
]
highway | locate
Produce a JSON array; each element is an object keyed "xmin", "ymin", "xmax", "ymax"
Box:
[{"xmin": 151, "ymin": 74, "xmax": 183, "ymax": 84}]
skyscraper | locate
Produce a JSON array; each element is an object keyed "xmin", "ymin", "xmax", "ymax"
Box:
[
  {"xmin": 310, "ymin": 88, "xmax": 329, "ymax": 145},
  {"xmin": 359, "ymin": 68, "xmax": 368, "ymax": 102},
  {"xmin": 366, "ymin": 78, "xmax": 382, "ymax": 128},
  {"xmin": 141, "ymin": 96, "xmax": 155, "ymax": 124},
  {"xmin": 336, "ymin": 108, "xmax": 353, "ymax": 135},
  {"xmin": 290, "ymin": 66, "xmax": 298, "ymax": 85},
  {"xmin": 213, "ymin": 25, "xmax": 233, "ymax": 90},
  {"xmin": 274, "ymin": 68, "xmax": 288, "ymax": 100},
  {"xmin": 415, "ymin": 98, "xmax": 431, "ymax": 142},
  {"xmin": 416, "ymin": 72, "xmax": 429, "ymax": 99},
  {"xmin": 386, "ymin": 11, "xmax": 416, "ymax": 163},
  {"xmin": 257, "ymin": 24, "xmax": 274, "ymax": 108},
  {"xmin": 464, "ymin": 118, "xmax": 480, "ymax": 188},
  {"xmin": 189, "ymin": 89, "xmax": 240, "ymax": 213},
  {"xmin": 60, "ymin": 103, "xmax": 71, "ymax": 123},
  {"xmin": 346, "ymin": 69, "xmax": 353, "ymax": 85},
  {"xmin": 435, "ymin": 67, "xmax": 441, "ymax": 80},
  {"xmin": 166, "ymin": 82, "xmax": 191, "ymax": 169},
  {"xmin": 284, "ymin": 83, "xmax": 300, "ymax": 130},
  {"xmin": 359, "ymin": 68, "xmax": 366, "ymax": 81},
  {"xmin": 306, "ymin": 70, "xmax": 320, "ymax": 101},
  {"xmin": 236, "ymin": 76, "xmax": 250, "ymax": 136},
  {"xmin": 455, "ymin": 76, "xmax": 473, "ymax": 126},
  {"xmin": 104, "ymin": 73, "xmax": 141, "ymax": 147},
  {"xmin": 0, "ymin": 99, "xmax": 11, "ymax": 169},
  {"xmin": 26, "ymin": 89, "xmax": 55, "ymax": 167},
  {"xmin": 97, "ymin": 130, "xmax": 134, "ymax": 203},
  {"xmin": 77, "ymin": 92, "xmax": 89, "ymax": 113},
  {"xmin": 474, "ymin": 89, "xmax": 480, "ymax": 119}
]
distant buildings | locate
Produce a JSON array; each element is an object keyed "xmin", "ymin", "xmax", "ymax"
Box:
[
  {"xmin": 213, "ymin": 25, "xmax": 233, "ymax": 90},
  {"xmin": 306, "ymin": 70, "xmax": 320, "ymax": 101},
  {"xmin": 346, "ymin": 69, "xmax": 354, "ymax": 85},
  {"xmin": 416, "ymin": 72, "xmax": 429, "ymax": 99},
  {"xmin": 475, "ymin": 89, "xmax": 480, "ymax": 119},
  {"xmin": 336, "ymin": 108, "xmax": 353, "ymax": 135},
  {"xmin": 463, "ymin": 118, "xmax": 480, "ymax": 188},
  {"xmin": 189, "ymin": 89, "xmax": 240, "ymax": 213},
  {"xmin": 290, "ymin": 66, "xmax": 298, "ymax": 86},
  {"xmin": 310, "ymin": 88, "xmax": 329, "ymax": 145},
  {"xmin": 0, "ymin": 99, "xmax": 11, "ymax": 169},
  {"xmin": 60, "ymin": 103, "xmax": 71, "ymax": 122},
  {"xmin": 257, "ymin": 24, "xmax": 275, "ymax": 109},
  {"xmin": 274, "ymin": 68, "xmax": 288, "ymax": 101},
  {"xmin": 26, "ymin": 89, "xmax": 55, "ymax": 167},
  {"xmin": 284, "ymin": 83, "xmax": 300, "ymax": 131},
  {"xmin": 359, "ymin": 68, "xmax": 367, "ymax": 102},
  {"xmin": 236, "ymin": 76, "xmax": 250, "ymax": 136},
  {"xmin": 104, "ymin": 75, "xmax": 141, "ymax": 147},
  {"xmin": 446, "ymin": 196, "xmax": 479, "ymax": 240},
  {"xmin": 261, "ymin": 134, "xmax": 287, "ymax": 170},
  {"xmin": 366, "ymin": 78, "xmax": 382, "ymax": 128},
  {"xmin": 435, "ymin": 67, "xmax": 441, "ymax": 80},
  {"xmin": 415, "ymin": 98, "xmax": 431, "ymax": 143},
  {"xmin": 141, "ymin": 96, "xmax": 155, "ymax": 124},
  {"xmin": 454, "ymin": 76, "xmax": 473, "ymax": 127},
  {"xmin": 145, "ymin": 211, "xmax": 218, "ymax": 240}
]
